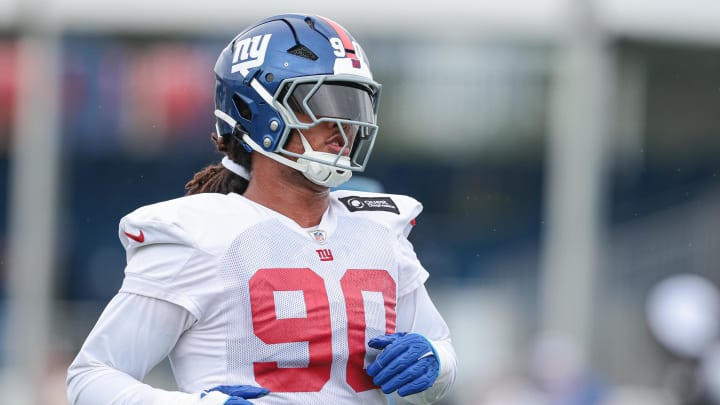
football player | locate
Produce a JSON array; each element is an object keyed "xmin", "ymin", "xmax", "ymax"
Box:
[{"xmin": 67, "ymin": 13, "xmax": 456, "ymax": 405}]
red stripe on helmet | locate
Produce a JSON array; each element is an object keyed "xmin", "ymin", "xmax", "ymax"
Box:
[{"xmin": 317, "ymin": 16, "xmax": 356, "ymax": 57}]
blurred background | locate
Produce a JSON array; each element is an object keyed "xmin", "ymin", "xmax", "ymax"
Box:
[{"xmin": 2, "ymin": 0, "xmax": 720, "ymax": 404}]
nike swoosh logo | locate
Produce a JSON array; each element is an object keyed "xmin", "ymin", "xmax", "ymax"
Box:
[{"xmin": 124, "ymin": 229, "xmax": 145, "ymax": 243}]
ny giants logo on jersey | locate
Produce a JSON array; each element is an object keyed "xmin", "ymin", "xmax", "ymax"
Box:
[
  {"xmin": 316, "ymin": 249, "xmax": 334, "ymax": 261},
  {"xmin": 231, "ymin": 34, "xmax": 272, "ymax": 75}
]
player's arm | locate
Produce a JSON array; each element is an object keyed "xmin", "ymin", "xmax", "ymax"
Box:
[
  {"xmin": 392, "ymin": 285, "xmax": 456, "ymax": 404},
  {"xmin": 66, "ymin": 292, "xmax": 267, "ymax": 405},
  {"xmin": 367, "ymin": 285, "xmax": 456, "ymax": 404},
  {"xmin": 367, "ymin": 234, "xmax": 456, "ymax": 404}
]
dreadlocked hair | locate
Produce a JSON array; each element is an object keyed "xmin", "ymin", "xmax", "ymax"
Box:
[{"xmin": 185, "ymin": 132, "xmax": 252, "ymax": 195}]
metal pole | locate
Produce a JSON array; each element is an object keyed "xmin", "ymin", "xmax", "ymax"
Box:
[
  {"xmin": 539, "ymin": 0, "xmax": 613, "ymax": 355},
  {"xmin": 5, "ymin": 3, "xmax": 62, "ymax": 403}
]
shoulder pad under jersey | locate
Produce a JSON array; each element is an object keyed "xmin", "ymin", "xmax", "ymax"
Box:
[
  {"xmin": 331, "ymin": 189, "xmax": 423, "ymax": 237},
  {"xmin": 118, "ymin": 193, "xmax": 253, "ymax": 255}
]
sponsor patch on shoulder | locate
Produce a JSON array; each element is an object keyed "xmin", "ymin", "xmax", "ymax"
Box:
[{"xmin": 339, "ymin": 196, "xmax": 400, "ymax": 214}]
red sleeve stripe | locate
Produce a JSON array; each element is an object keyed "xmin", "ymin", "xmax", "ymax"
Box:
[{"xmin": 318, "ymin": 16, "xmax": 357, "ymax": 57}]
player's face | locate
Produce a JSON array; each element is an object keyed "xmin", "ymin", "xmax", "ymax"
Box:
[{"xmin": 286, "ymin": 114, "xmax": 356, "ymax": 157}]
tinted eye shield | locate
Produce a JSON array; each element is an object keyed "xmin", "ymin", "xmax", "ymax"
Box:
[
  {"xmin": 271, "ymin": 75, "xmax": 381, "ymax": 170},
  {"xmin": 284, "ymin": 80, "xmax": 376, "ymax": 124}
]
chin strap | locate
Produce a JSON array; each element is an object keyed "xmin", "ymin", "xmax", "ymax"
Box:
[
  {"xmin": 295, "ymin": 132, "xmax": 352, "ymax": 187},
  {"xmin": 214, "ymin": 109, "xmax": 352, "ymax": 187},
  {"xmin": 221, "ymin": 156, "xmax": 250, "ymax": 180}
]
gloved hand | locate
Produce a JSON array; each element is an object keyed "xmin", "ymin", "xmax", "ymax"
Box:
[
  {"xmin": 199, "ymin": 385, "xmax": 270, "ymax": 405},
  {"xmin": 367, "ymin": 332, "xmax": 439, "ymax": 397}
]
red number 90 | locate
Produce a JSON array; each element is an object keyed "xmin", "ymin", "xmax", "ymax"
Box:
[{"xmin": 249, "ymin": 268, "xmax": 396, "ymax": 393}]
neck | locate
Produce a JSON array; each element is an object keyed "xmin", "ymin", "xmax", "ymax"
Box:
[{"xmin": 243, "ymin": 167, "xmax": 330, "ymax": 228}]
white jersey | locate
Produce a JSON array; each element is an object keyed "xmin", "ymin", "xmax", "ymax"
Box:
[{"xmin": 111, "ymin": 190, "xmax": 429, "ymax": 404}]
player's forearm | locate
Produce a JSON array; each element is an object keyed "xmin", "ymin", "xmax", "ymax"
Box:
[
  {"xmin": 401, "ymin": 336, "xmax": 456, "ymax": 404},
  {"xmin": 394, "ymin": 286, "xmax": 457, "ymax": 404},
  {"xmin": 67, "ymin": 360, "xmax": 187, "ymax": 405},
  {"xmin": 68, "ymin": 359, "xmax": 267, "ymax": 405},
  {"xmin": 67, "ymin": 293, "xmax": 197, "ymax": 404}
]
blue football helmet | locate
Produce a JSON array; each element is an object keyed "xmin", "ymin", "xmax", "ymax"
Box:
[{"xmin": 214, "ymin": 14, "xmax": 382, "ymax": 187}]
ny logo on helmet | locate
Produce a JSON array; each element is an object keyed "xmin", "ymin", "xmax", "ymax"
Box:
[{"xmin": 231, "ymin": 34, "xmax": 272, "ymax": 75}]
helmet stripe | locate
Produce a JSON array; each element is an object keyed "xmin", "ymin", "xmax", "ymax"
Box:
[{"xmin": 317, "ymin": 16, "xmax": 356, "ymax": 57}]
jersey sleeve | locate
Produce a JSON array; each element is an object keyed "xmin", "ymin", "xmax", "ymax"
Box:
[
  {"xmin": 66, "ymin": 293, "xmax": 200, "ymax": 405},
  {"xmin": 396, "ymin": 234, "xmax": 429, "ymax": 297},
  {"xmin": 385, "ymin": 193, "xmax": 429, "ymax": 296},
  {"xmin": 117, "ymin": 202, "xmax": 221, "ymax": 320},
  {"xmin": 385, "ymin": 193, "xmax": 423, "ymax": 238}
]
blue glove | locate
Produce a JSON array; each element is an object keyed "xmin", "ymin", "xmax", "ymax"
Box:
[
  {"xmin": 201, "ymin": 385, "xmax": 270, "ymax": 405},
  {"xmin": 367, "ymin": 332, "xmax": 439, "ymax": 397}
]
